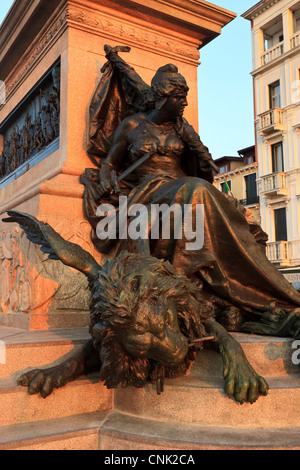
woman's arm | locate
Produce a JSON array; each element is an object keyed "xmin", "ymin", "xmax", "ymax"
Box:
[
  {"xmin": 174, "ymin": 118, "xmax": 217, "ymax": 183},
  {"xmin": 99, "ymin": 116, "xmax": 139, "ymax": 196}
]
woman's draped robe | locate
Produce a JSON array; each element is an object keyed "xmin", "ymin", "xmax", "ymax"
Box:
[{"xmin": 81, "ymin": 49, "xmax": 300, "ymax": 320}]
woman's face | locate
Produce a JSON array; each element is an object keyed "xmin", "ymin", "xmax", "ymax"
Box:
[{"xmin": 163, "ymin": 91, "xmax": 188, "ymax": 119}]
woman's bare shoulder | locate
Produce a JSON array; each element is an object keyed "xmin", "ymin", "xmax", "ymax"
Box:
[{"xmin": 118, "ymin": 113, "xmax": 145, "ymax": 132}]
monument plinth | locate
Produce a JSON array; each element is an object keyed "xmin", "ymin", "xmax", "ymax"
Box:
[{"xmin": 0, "ymin": 0, "xmax": 235, "ymax": 329}]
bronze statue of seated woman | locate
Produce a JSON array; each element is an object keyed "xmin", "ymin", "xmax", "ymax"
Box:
[
  {"xmin": 81, "ymin": 45, "xmax": 300, "ymax": 319},
  {"xmin": 4, "ymin": 46, "xmax": 300, "ymax": 405}
]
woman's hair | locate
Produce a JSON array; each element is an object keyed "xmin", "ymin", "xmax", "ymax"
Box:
[{"xmin": 151, "ymin": 64, "xmax": 189, "ymax": 98}]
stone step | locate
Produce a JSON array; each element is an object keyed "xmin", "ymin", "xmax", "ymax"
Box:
[
  {"xmin": 4, "ymin": 369, "xmax": 300, "ymax": 430},
  {"xmin": 0, "ymin": 375, "xmax": 113, "ymax": 427},
  {"xmin": 114, "ymin": 374, "xmax": 300, "ymax": 429},
  {"xmin": 0, "ymin": 327, "xmax": 90, "ymax": 378},
  {"xmin": 99, "ymin": 411, "xmax": 300, "ymax": 451},
  {"xmin": 1, "ymin": 326, "xmax": 300, "ymax": 434},
  {"xmin": 0, "ymin": 327, "xmax": 298, "ymax": 379},
  {"xmin": 0, "ymin": 412, "xmax": 110, "ymax": 451},
  {"xmin": 1, "ymin": 411, "xmax": 300, "ymax": 450},
  {"xmin": 194, "ymin": 333, "xmax": 299, "ymax": 378}
]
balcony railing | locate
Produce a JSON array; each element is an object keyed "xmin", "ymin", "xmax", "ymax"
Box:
[
  {"xmin": 290, "ymin": 31, "xmax": 300, "ymax": 49},
  {"xmin": 261, "ymin": 42, "xmax": 284, "ymax": 66},
  {"xmin": 267, "ymin": 241, "xmax": 291, "ymax": 265},
  {"xmin": 258, "ymin": 108, "xmax": 284, "ymax": 135},
  {"xmin": 261, "ymin": 172, "xmax": 287, "ymax": 198}
]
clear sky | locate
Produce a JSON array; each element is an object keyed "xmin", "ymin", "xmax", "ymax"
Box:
[
  {"xmin": 0, "ymin": 0, "xmax": 13, "ymax": 24},
  {"xmin": 198, "ymin": 0, "xmax": 257, "ymax": 159},
  {"xmin": 0, "ymin": 0, "xmax": 257, "ymax": 159}
]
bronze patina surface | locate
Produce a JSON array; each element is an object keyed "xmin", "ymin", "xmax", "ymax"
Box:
[{"xmin": 3, "ymin": 46, "xmax": 300, "ymax": 405}]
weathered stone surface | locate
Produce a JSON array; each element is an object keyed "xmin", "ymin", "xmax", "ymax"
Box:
[
  {"xmin": 0, "ymin": 376, "xmax": 113, "ymax": 427},
  {"xmin": 0, "ymin": 328, "xmax": 299, "ymax": 450},
  {"xmin": 0, "ymin": 327, "xmax": 90, "ymax": 378},
  {"xmin": 0, "ymin": 220, "xmax": 95, "ymax": 329},
  {"xmin": 0, "ymin": 411, "xmax": 109, "ymax": 450}
]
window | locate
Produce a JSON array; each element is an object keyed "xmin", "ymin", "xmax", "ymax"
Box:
[
  {"xmin": 244, "ymin": 156, "xmax": 254, "ymax": 165},
  {"xmin": 221, "ymin": 180, "xmax": 231, "ymax": 195},
  {"xmin": 244, "ymin": 174, "xmax": 258, "ymax": 204},
  {"xmin": 262, "ymin": 15, "xmax": 284, "ymax": 52},
  {"xmin": 269, "ymin": 81, "xmax": 281, "ymax": 108},
  {"xmin": 294, "ymin": 9, "xmax": 300, "ymax": 34},
  {"xmin": 274, "ymin": 208, "xmax": 287, "ymax": 241},
  {"xmin": 292, "ymin": 70, "xmax": 300, "ymax": 103},
  {"xmin": 272, "ymin": 142, "xmax": 284, "ymax": 173},
  {"xmin": 219, "ymin": 164, "xmax": 230, "ymax": 174},
  {"xmin": 264, "ymin": 36, "xmax": 270, "ymax": 51}
]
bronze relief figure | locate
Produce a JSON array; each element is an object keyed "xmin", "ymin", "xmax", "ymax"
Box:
[{"xmin": 4, "ymin": 46, "xmax": 300, "ymax": 405}]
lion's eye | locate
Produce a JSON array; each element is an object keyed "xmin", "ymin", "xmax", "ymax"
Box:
[{"xmin": 131, "ymin": 275, "xmax": 141, "ymax": 291}]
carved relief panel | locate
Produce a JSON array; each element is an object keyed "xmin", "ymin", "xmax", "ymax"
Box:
[
  {"xmin": 0, "ymin": 63, "xmax": 60, "ymax": 181},
  {"xmin": 0, "ymin": 219, "xmax": 92, "ymax": 319}
]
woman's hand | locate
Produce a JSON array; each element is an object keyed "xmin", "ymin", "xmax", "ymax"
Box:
[{"xmin": 98, "ymin": 162, "xmax": 120, "ymax": 197}]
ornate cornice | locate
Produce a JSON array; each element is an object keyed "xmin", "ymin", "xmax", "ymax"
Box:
[
  {"xmin": 0, "ymin": 0, "xmax": 236, "ymax": 105},
  {"xmin": 1, "ymin": 1, "xmax": 204, "ymax": 107},
  {"xmin": 242, "ymin": 0, "xmax": 281, "ymax": 21},
  {"xmin": 2, "ymin": 8, "xmax": 68, "ymax": 106},
  {"xmin": 121, "ymin": 0, "xmax": 235, "ymax": 24},
  {"xmin": 65, "ymin": 2, "xmax": 200, "ymax": 61},
  {"xmin": 214, "ymin": 163, "xmax": 258, "ymax": 182}
]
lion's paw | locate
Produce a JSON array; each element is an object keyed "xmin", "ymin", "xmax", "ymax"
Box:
[
  {"xmin": 223, "ymin": 358, "xmax": 269, "ymax": 405},
  {"xmin": 18, "ymin": 367, "xmax": 69, "ymax": 399}
]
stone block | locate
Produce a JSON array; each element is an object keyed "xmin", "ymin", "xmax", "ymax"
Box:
[{"xmin": 0, "ymin": 376, "xmax": 113, "ymax": 427}]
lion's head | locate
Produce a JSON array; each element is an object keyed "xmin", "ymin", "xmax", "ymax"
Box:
[{"xmin": 89, "ymin": 252, "xmax": 215, "ymax": 390}]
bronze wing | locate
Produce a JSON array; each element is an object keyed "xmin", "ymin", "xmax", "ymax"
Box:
[{"xmin": 3, "ymin": 211, "xmax": 100, "ymax": 282}]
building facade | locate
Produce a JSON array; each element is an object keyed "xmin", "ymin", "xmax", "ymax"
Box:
[
  {"xmin": 243, "ymin": 0, "xmax": 300, "ymax": 288},
  {"xmin": 214, "ymin": 146, "xmax": 260, "ymax": 224}
]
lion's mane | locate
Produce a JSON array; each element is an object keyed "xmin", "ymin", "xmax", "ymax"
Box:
[{"xmin": 89, "ymin": 252, "xmax": 215, "ymax": 389}]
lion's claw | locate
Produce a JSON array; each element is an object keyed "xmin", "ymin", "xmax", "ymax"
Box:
[
  {"xmin": 223, "ymin": 358, "xmax": 269, "ymax": 404},
  {"xmin": 18, "ymin": 367, "xmax": 68, "ymax": 398}
]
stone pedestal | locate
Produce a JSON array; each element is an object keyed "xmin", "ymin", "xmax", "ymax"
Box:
[
  {"xmin": 0, "ymin": 329, "xmax": 299, "ymax": 450},
  {"xmin": 0, "ymin": 0, "xmax": 235, "ymax": 329}
]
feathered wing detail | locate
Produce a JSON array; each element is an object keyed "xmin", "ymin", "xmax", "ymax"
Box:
[
  {"xmin": 3, "ymin": 211, "xmax": 59, "ymax": 259},
  {"xmin": 3, "ymin": 211, "xmax": 100, "ymax": 281}
]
